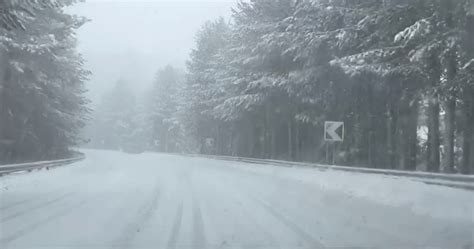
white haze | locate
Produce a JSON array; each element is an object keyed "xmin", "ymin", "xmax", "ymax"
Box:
[{"xmin": 69, "ymin": 0, "xmax": 234, "ymax": 105}]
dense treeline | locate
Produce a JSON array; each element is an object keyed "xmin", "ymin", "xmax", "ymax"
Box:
[
  {"xmin": 88, "ymin": 66, "xmax": 188, "ymax": 153},
  {"xmin": 181, "ymin": 0, "xmax": 474, "ymax": 174},
  {"xmin": 0, "ymin": 1, "xmax": 89, "ymax": 163},
  {"xmin": 92, "ymin": 0, "xmax": 474, "ymax": 174}
]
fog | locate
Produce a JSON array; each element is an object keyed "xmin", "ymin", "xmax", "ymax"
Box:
[
  {"xmin": 1, "ymin": 1, "xmax": 474, "ymax": 247},
  {"xmin": 2, "ymin": 0, "xmax": 471, "ymax": 174},
  {"xmin": 70, "ymin": 0, "xmax": 234, "ymax": 104}
]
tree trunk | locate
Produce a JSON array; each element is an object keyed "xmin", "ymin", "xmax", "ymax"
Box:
[
  {"xmin": 427, "ymin": 96, "xmax": 441, "ymax": 172},
  {"xmin": 261, "ymin": 111, "xmax": 267, "ymax": 159},
  {"xmin": 444, "ymin": 95, "xmax": 456, "ymax": 173},
  {"xmin": 164, "ymin": 131, "xmax": 169, "ymax": 153},
  {"xmin": 366, "ymin": 83, "xmax": 376, "ymax": 168},
  {"xmin": 247, "ymin": 121, "xmax": 255, "ymax": 157},
  {"xmin": 461, "ymin": 89, "xmax": 474, "ymax": 174},
  {"xmin": 270, "ymin": 120, "xmax": 276, "ymax": 159},
  {"xmin": 230, "ymin": 124, "xmax": 235, "ymax": 156},
  {"xmin": 387, "ymin": 101, "xmax": 398, "ymax": 169},
  {"xmin": 0, "ymin": 48, "xmax": 7, "ymax": 162},
  {"xmin": 426, "ymin": 52, "xmax": 442, "ymax": 172},
  {"xmin": 288, "ymin": 120, "xmax": 293, "ymax": 160},
  {"xmin": 425, "ymin": 108, "xmax": 431, "ymax": 171},
  {"xmin": 216, "ymin": 124, "xmax": 222, "ymax": 155},
  {"xmin": 405, "ymin": 99, "xmax": 419, "ymax": 171},
  {"xmin": 444, "ymin": 49, "xmax": 458, "ymax": 172},
  {"xmin": 295, "ymin": 123, "xmax": 300, "ymax": 161},
  {"xmin": 471, "ymin": 129, "xmax": 474, "ymax": 175},
  {"xmin": 0, "ymin": 80, "xmax": 4, "ymax": 161},
  {"xmin": 397, "ymin": 95, "xmax": 418, "ymax": 171}
]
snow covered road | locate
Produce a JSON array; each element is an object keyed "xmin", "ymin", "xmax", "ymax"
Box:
[{"xmin": 1, "ymin": 150, "xmax": 473, "ymax": 249}]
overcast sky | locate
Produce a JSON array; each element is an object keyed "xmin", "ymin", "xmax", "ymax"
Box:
[{"xmin": 69, "ymin": 0, "xmax": 235, "ymax": 104}]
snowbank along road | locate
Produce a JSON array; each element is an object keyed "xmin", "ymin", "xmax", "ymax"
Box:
[{"xmin": 0, "ymin": 149, "xmax": 473, "ymax": 249}]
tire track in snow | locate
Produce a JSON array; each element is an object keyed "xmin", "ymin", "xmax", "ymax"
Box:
[
  {"xmin": 1, "ymin": 192, "xmax": 75, "ymax": 223},
  {"xmin": 119, "ymin": 183, "xmax": 161, "ymax": 249},
  {"xmin": 192, "ymin": 194, "xmax": 206, "ymax": 249},
  {"xmin": 205, "ymin": 174, "xmax": 281, "ymax": 248},
  {"xmin": 166, "ymin": 201, "xmax": 184, "ymax": 249},
  {"xmin": 0, "ymin": 200, "xmax": 87, "ymax": 246},
  {"xmin": 249, "ymin": 195, "xmax": 325, "ymax": 249},
  {"xmin": 0, "ymin": 199, "xmax": 31, "ymax": 212},
  {"xmin": 1, "ymin": 182, "xmax": 82, "ymax": 212},
  {"xmin": 211, "ymin": 165, "xmax": 325, "ymax": 248},
  {"xmin": 188, "ymin": 170, "xmax": 207, "ymax": 249},
  {"xmin": 233, "ymin": 195, "xmax": 281, "ymax": 248},
  {"xmin": 249, "ymin": 177, "xmax": 408, "ymax": 245}
]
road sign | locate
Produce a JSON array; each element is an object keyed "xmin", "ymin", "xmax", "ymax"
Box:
[{"xmin": 324, "ymin": 121, "xmax": 344, "ymax": 142}]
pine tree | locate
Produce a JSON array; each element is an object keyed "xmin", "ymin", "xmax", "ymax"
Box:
[
  {"xmin": 93, "ymin": 79, "xmax": 135, "ymax": 151},
  {"xmin": 149, "ymin": 65, "xmax": 186, "ymax": 153},
  {"xmin": 184, "ymin": 18, "xmax": 232, "ymax": 154},
  {"xmin": 177, "ymin": 0, "xmax": 474, "ymax": 174},
  {"xmin": 213, "ymin": 0, "xmax": 296, "ymax": 159},
  {"xmin": 1, "ymin": 1, "xmax": 89, "ymax": 162}
]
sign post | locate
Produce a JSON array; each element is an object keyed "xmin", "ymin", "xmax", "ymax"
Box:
[{"xmin": 324, "ymin": 121, "xmax": 344, "ymax": 165}]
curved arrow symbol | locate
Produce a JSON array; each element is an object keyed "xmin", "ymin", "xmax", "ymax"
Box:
[{"xmin": 325, "ymin": 121, "xmax": 344, "ymax": 141}]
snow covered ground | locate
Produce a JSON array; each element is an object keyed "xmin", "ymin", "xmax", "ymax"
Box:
[{"xmin": 0, "ymin": 149, "xmax": 473, "ymax": 249}]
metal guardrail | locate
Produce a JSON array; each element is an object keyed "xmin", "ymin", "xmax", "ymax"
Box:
[
  {"xmin": 0, "ymin": 156, "xmax": 85, "ymax": 176},
  {"xmin": 190, "ymin": 154, "xmax": 474, "ymax": 191}
]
